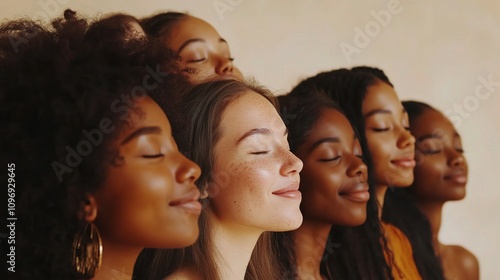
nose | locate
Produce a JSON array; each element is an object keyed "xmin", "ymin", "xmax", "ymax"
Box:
[
  {"xmin": 215, "ymin": 57, "xmax": 234, "ymax": 76},
  {"xmin": 347, "ymin": 154, "xmax": 368, "ymax": 179},
  {"xmin": 397, "ymin": 128, "xmax": 416, "ymax": 149},
  {"xmin": 176, "ymin": 153, "xmax": 202, "ymax": 184},
  {"xmin": 281, "ymin": 150, "xmax": 303, "ymax": 176},
  {"xmin": 447, "ymin": 149, "xmax": 466, "ymax": 168}
]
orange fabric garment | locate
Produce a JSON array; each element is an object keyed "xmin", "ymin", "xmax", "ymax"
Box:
[{"xmin": 382, "ymin": 222, "xmax": 422, "ymax": 280}]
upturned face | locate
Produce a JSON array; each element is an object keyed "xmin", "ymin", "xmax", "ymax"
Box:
[
  {"xmin": 208, "ymin": 90, "xmax": 304, "ymax": 232},
  {"xmin": 93, "ymin": 97, "xmax": 202, "ymax": 249},
  {"xmin": 362, "ymin": 82, "xmax": 416, "ymax": 187},
  {"xmin": 410, "ymin": 108, "xmax": 468, "ymax": 202},
  {"xmin": 166, "ymin": 16, "xmax": 243, "ymax": 83},
  {"xmin": 294, "ymin": 108, "xmax": 369, "ymax": 226}
]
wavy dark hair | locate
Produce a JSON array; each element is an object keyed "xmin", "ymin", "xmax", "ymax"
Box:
[
  {"xmin": 288, "ymin": 67, "xmax": 393, "ymax": 279},
  {"xmin": 0, "ymin": 10, "xmax": 180, "ymax": 280},
  {"xmin": 134, "ymin": 79, "xmax": 284, "ymax": 280}
]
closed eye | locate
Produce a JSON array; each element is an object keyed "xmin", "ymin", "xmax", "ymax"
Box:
[
  {"xmin": 319, "ymin": 156, "xmax": 341, "ymax": 162},
  {"xmin": 187, "ymin": 58, "xmax": 206, "ymax": 63},
  {"xmin": 251, "ymin": 151, "xmax": 270, "ymax": 155},
  {"xmin": 142, "ymin": 154, "xmax": 164, "ymax": 159},
  {"xmin": 372, "ymin": 128, "xmax": 389, "ymax": 132}
]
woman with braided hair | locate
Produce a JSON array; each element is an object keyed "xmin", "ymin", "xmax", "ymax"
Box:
[{"xmin": 288, "ymin": 67, "xmax": 425, "ymax": 279}]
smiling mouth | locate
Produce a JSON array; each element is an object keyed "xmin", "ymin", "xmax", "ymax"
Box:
[
  {"xmin": 339, "ymin": 183, "xmax": 370, "ymax": 202},
  {"xmin": 170, "ymin": 189, "xmax": 202, "ymax": 215},
  {"xmin": 391, "ymin": 158, "xmax": 416, "ymax": 168},
  {"xmin": 444, "ymin": 173, "xmax": 467, "ymax": 184},
  {"xmin": 272, "ymin": 184, "xmax": 302, "ymax": 199}
]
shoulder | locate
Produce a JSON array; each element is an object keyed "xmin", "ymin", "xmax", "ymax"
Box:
[
  {"xmin": 442, "ymin": 245, "xmax": 480, "ymax": 279},
  {"xmin": 163, "ymin": 268, "xmax": 201, "ymax": 280}
]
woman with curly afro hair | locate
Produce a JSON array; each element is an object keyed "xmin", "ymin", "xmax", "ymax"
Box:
[{"xmin": 0, "ymin": 10, "xmax": 201, "ymax": 280}]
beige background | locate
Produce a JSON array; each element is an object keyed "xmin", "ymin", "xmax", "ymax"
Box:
[{"xmin": 1, "ymin": 0, "xmax": 498, "ymax": 278}]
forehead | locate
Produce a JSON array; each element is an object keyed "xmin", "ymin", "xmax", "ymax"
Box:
[
  {"xmin": 219, "ymin": 91, "xmax": 282, "ymax": 140},
  {"xmin": 123, "ymin": 97, "xmax": 170, "ymax": 131},
  {"xmin": 311, "ymin": 108, "xmax": 353, "ymax": 139},
  {"xmin": 167, "ymin": 16, "xmax": 221, "ymax": 48},
  {"xmin": 362, "ymin": 82, "xmax": 402, "ymax": 113},
  {"xmin": 411, "ymin": 109, "xmax": 456, "ymax": 137}
]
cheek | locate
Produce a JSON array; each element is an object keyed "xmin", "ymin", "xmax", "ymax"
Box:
[
  {"xmin": 414, "ymin": 158, "xmax": 445, "ymax": 186},
  {"xmin": 301, "ymin": 164, "xmax": 342, "ymax": 200}
]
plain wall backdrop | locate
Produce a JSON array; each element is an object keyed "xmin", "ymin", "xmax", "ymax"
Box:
[{"xmin": 1, "ymin": 0, "xmax": 498, "ymax": 278}]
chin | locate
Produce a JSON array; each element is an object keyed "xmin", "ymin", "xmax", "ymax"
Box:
[{"xmin": 271, "ymin": 211, "xmax": 303, "ymax": 231}]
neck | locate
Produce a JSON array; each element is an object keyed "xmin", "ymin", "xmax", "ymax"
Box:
[
  {"xmin": 292, "ymin": 220, "xmax": 331, "ymax": 280},
  {"xmin": 415, "ymin": 200, "xmax": 444, "ymax": 252},
  {"xmin": 375, "ymin": 184, "xmax": 388, "ymax": 219},
  {"xmin": 210, "ymin": 218, "xmax": 263, "ymax": 280},
  {"xmin": 92, "ymin": 239, "xmax": 142, "ymax": 280}
]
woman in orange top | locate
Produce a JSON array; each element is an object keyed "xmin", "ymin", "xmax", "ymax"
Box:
[{"xmin": 289, "ymin": 66, "xmax": 424, "ymax": 279}]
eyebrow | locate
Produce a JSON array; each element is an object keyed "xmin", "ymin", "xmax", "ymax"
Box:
[
  {"xmin": 418, "ymin": 132, "xmax": 461, "ymax": 142},
  {"xmin": 309, "ymin": 137, "xmax": 341, "ymax": 152},
  {"xmin": 177, "ymin": 37, "xmax": 228, "ymax": 53},
  {"xmin": 363, "ymin": 108, "xmax": 407, "ymax": 118},
  {"xmin": 121, "ymin": 126, "xmax": 162, "ymax": 145},
  {"xmin": 237, "ymin": 128, "xmax": 288, "ymax": 144}
]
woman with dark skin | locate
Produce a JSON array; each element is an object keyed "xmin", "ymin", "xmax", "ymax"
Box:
[
  {"xmin": 399, "ymin": 101, "xmax": 480, "ymax": 280},
  {"xmin": 275, "ymin": 93, "xmax": 369, "ymax": 279},
  {"xmin": 1, "ymin": 12, "xmax": 201, "ymax": 280},
  {"xmin": 141, "ymin": 12, "xmax": 244, "ymax": 83},
  {"xmin": 289, "ymin": 67, "xmax": 421, "ymax": 279}
]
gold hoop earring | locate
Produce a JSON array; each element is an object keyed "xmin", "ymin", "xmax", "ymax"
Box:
[
  {"xmin": 200, "ymin": 190, "xmax": 209, "ymax": 199},
  {"xmin": 72, "ymin": 222, "xmax": 103, "ymax": 278}
]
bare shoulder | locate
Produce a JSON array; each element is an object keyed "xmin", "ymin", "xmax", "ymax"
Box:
[
  {"xmin": 163, "ymin": 268, "xmax": 202, "ymax": 280},
  {"xmin": 442, "ymin": 244, "xmax": 480, "ymax": 280}
]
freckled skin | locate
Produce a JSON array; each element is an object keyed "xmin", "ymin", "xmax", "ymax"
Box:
[
  {"xmin": 166, "ymin": 16, "xmax": 244, "ymax": 83},
  {"xmin": 362, "ymin": 82, "xmax": 416, "ymax": 187},
  {"xmin": 209, "ymin": 91, "xmax": 304, "ymax": 232},
  {"xmin": 93, "ymin": 97, "xmax": 202, "ymax": 249}
]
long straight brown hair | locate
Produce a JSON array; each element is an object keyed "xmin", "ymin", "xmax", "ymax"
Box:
[{"xmin": 134, "ymin": 79, "xmax": 284, "ymax": 280}]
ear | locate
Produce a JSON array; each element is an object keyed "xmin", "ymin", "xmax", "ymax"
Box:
[{"xmin": 78, "ymin": 193, "xmax": 98, "ymax": 223}]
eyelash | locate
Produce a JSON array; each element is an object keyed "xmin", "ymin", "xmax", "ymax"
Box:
[
  {"xmin": 142, "ymin": 154, "xmax": 164, "ymax": 159},
  {"xmin": 187, "ymin": 57, "xmax": 234, "ymax": 63},
  {"xmin": 251, "ymin": 151, "xmax": 269, "ymax": 155},
  {"xmin": 319, "ymin": 156, "xmax": 341, "ymax": 162},
  {"xmin": 188, "ymin": 58, "xmax": 205, "ymax": 63},
  {"xmin": 372, "ymin": 128, "xmax": 389, "ymax": 132}
]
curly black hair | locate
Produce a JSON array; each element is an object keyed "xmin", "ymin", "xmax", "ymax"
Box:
[{"xmin": 0, "ymin": 10, "xmax": 183, "ymax": 279}]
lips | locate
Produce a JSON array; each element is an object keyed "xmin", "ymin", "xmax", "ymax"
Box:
[
  {"xmin": 169, "ymin": 188, "xmax": 202, "ymax": 215},
  {"xmin": 444, "ymin": 170, "xmax": 467, "ymax": 184},
  {"xmin": 272, "ymin": 183, "xmax": 301, "ymax": 199},
  {"xmin": 391, "ymin": 155, "xmax": 416, "ymax": 168},
  {"xmin": 339, "ymin": 182, "xmax": 370, "ymax": 202}
]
